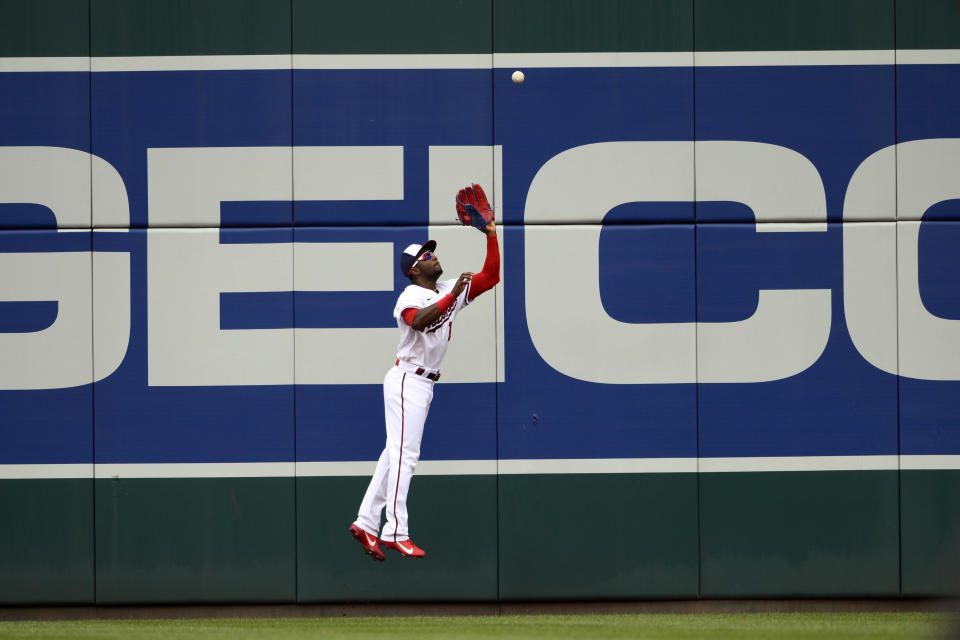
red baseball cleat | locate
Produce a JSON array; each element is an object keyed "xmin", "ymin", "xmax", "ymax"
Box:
[
  {"xmin": 381, "ymin": 538, "xmax": 426, "ymax": 558},
  {"xmin": 349, "ymin": 523, "xmax": 385, "ymax": 562}
]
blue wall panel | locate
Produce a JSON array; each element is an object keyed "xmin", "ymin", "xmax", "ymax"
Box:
[
  {"xmin": 696, "ymin": 222, "xmax": 898, "ymax": 458},
  {"xmin": 93, "ymin": 228, "xmax": 295, "ymax": 464},
  {"xmin": 494, "ymin": 66, "xmax": 694, "ymax": 225},
  {"xmin": 896, "ymin": 62, "xmax": 960, "ymax": 455},
  {"xmin": 498, "ymin": 224, "xmax": 697, "ymax": 460},
  {"xmin": 897, "ymin": 64, "xmax": 960, "ymax": 163},
  {"xmin": 292, "ymin": 69, "xmax": 493, "ymax": 227},
  {"xmin": 695, "ymin": 65, "xmax": 895, "ymax": 223},
  {"xmin": 92, "ymin": 70, "xmax": 293, "ymax": 228},
  {"xmin": 0, "ymin": 230, "xmax": 92, "ymax": 464},
  {"xmin": 0, "ymin": 71, "xmax": 90, "ymax": 230},
  {"xmin": 900, "ymin": 220, "xmax": 960, "ymax": 456}
]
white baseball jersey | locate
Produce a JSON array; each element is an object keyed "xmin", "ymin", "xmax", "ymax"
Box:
[{"xmin": 393, "ymin": 278, "xmax": 471, "ymax": 370}]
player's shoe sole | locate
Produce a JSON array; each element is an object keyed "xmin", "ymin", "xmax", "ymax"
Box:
[{"xmin": 349, "ymin": 524, "xmax": 385, "ymax": 562}]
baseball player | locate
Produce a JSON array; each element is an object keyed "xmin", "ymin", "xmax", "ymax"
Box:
[{"xmin": 349, "ymin": 184, "xmax": 499, "ymax": 561}]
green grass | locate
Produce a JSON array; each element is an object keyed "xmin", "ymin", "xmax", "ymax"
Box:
[{"xmin": 0, "ymin": 613, "xmax": 951, "ymax": 640}]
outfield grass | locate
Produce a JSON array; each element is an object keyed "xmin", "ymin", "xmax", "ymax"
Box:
[{"xmin": 0, "ymin": 612, "xmax": 952, "ymax": 640}]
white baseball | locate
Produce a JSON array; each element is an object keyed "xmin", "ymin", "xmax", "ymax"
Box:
[{"xmin": 512, "ymin": 70, "xmax": 525, "ymax": 84}]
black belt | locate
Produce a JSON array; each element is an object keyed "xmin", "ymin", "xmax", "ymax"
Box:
[
  {"xmin": 415, "ymin": 367, "xmax": 440, "ymax": 381},
  {"xmin": 395, "ymin": 359, "xmax": 441, "ymax": 381}
]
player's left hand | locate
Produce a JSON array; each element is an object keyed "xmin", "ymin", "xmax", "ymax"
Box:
[
  {"xmin": 456, "ymin": 184, "xmax": 494, "ymax": 231},
  {"xmin": 451, "ymin": 272, "xmax": 473, "ymax": 297}
]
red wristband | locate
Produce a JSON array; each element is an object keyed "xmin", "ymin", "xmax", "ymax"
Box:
[{"xmin": 436, "ymin": 293, "xmax": 456, "ymax": 313}]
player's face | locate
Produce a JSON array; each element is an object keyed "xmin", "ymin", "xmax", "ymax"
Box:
[
  {"xmin": 421, "ymin": 253, "xmax": 441, "ymax": 277},
  {"xmin": 412, "ymin": 252, "xmax": 441, "ymax": 278}
]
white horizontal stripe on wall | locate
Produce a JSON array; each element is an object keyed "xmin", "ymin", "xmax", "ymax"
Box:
[
  {"xmin": 0, "ymin": 464, "xmax": 92, "ymax": 479},
  {"xmin": 1, "ymin": 50, "xmax": 959, "ymax": 73},
  {"xmin": 294, "ymin": 53, "xmax": 492, "ymax": 70},
  {"xmin": 699, "ymin": 455, "xmax": 900, "ymax": 472},
  {"xmin": 694, "ymin": 49, "xmax": 894, "ymax": 66},
  {"xmin": 297, "ymin": 460, "xmax": 497, "ymax": 476},
  {"xmin": 94, "ymin": 462, "xmax": 295, "ymax": 479},
  {"xmin": 5, "ymin": 456, "xmax": 960, "ymax": 479},
  {"xmin": 0, "ymin": 57, "xmax": 89, "ymax": 72},
  {"xmin": 498, "ymin": 458, "xmax": 697, "ymax": 474},
  {"xmin": 900, "ymin": 455, "xmax": 960, "ymax": 470},
  {"xmin": 91, "ymin": 55, "xmax": 291, "ymax": 72},
  {"xmin": 897, "ymin": 49, "xmax": 960, "ymax": 64},
  {"xmin": 296, "ymin": 461, "xmax": 374, "ymax": 476},
  {"xmin": 493, "ymin": 52, "xmax": 691, "ymax": 68}
]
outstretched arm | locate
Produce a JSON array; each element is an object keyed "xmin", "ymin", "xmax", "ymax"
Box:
[
  {"xmin": 466, "ymin": 220, "xmax": 500, "ymax": 302},
  {"xmin": 401, "ymin": 220, "xmax": 500, "ymax": 328}
]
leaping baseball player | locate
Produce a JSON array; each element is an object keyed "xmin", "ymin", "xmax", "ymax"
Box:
[{"xmin": 349, "ymin": 184, "xmax": 500, "ymax": 561}]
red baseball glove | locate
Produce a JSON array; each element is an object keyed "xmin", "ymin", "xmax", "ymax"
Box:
[{"xmin": 455, "ymin": 183, "xmax": 494, "ymax": 230}]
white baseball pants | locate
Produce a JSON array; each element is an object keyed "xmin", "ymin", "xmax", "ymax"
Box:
[{"xmin": 355, "ymin": 366, "xmax": 434, "ymax": 542}]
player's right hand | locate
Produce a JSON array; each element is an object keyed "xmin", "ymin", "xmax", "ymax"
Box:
[{"xmin": 451, "ymin": 272, "xmax": 473, "ymax": 297}]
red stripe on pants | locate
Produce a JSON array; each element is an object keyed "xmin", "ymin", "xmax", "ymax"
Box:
[{"xmin": 393, "ymin": 372, "xmax": 406, "ymax": 542}]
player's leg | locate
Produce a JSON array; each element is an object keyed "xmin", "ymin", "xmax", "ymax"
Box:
[
  {"xmin": 381, "ymin": 375, "xmax": 433, "ymax": 543},
  {"xmin": 354, "ymin": 367, "xmax": 403, "ymax": 535},
  {"xmin": 354, "ymin": 447, "xmax": 389, "ymax": 535}
]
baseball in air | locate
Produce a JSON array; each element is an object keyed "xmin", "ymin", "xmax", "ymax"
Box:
[{"xmin": 512, "ymin": 70, "xmax": 525, "ymax": 84}]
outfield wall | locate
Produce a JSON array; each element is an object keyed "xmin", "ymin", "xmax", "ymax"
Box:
[{"xmin": 1, "ymin": 0, "xmax": 959, "ymax": 603}]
